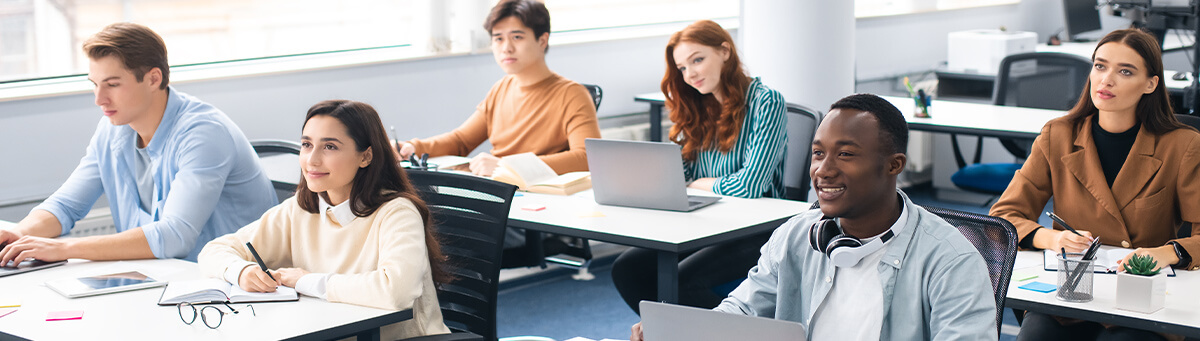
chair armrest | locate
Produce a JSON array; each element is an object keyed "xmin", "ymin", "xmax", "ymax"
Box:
[{"xmin": 401, "ymin": 332, "xmax": 484, "ymax": 341}]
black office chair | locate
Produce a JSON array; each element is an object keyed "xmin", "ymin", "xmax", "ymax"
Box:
[
  {"xmin": 403, "ymin": 171, "xmax": 518, "ymax": 341},
  {"xmin": 533, "ymin": 84, "xmax": 605, "ymax": 272},
  {"xmin": 950, "ymin": 52, "xmax": 1091, "ymax": 198},
  {"xmin": 782, "ymin": 103, "xmax": 821, "ymax": 201},
  {"xmin": 922, "ymin": 206, "xmax": 1018, "ymax": 337},
  {"xmin": 250, "ymin": 139, "xmax": 302, "ymax": 202}
]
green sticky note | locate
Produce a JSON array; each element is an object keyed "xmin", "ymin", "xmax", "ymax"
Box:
[{"xmin": 1013, "ymin": 269, "xmax": 1039, "ymax": 282}]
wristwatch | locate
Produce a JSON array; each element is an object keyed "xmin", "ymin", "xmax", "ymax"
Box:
[{"xmin": 1168, "ymin": 241, "xmax": 1191, "ymax": 268}]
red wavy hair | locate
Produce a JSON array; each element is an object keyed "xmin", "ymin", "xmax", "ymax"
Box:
[{"xmin": 662, "ymin": 20, "xmax": 751, "ymax": 160}]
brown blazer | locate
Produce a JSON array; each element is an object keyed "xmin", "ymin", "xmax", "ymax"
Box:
[{"xmin": 990, "ymin": 115, "xmax": 1200, "ymax": 270}]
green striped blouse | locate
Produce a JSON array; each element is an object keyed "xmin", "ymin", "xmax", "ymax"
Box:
[{"xmin": 682, "ymin": 77, "xmax": 788, "ymax": 199}]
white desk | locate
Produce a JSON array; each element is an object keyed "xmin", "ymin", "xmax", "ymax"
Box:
[
  {"xmin": 882, "ymin": 95, "xmax": 1066, "ymax": 140},
  {"xmin": 633, "ymin": 92, "xmax": 668, "ymax": 142},
  {"xmin": 507, "ymin": 189, "xmax": 808, "ymax": 303},
  {"xmin": 0, "ymin": 258, "xmax": 411, "ymax": 340},
  {"xmin": 1036, "ymin": 31, "xmax": 1192, "ymax": 58},
  {"xmin": 1005, "ymin": 251, "xmax": 1200, "ymax": 337}
]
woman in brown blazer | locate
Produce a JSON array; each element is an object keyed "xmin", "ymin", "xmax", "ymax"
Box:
[{"xmin": 991, "ymin": 28, "xmax": 1199, "ymax": 340}]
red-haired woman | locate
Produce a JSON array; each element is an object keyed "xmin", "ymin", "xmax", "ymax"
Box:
[{"xmin": 610, "ymin": 19, "xmax": 788, "ymax": 313}]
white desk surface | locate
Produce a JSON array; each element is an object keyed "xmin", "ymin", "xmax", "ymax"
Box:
[
  {"xmin": 1037, "ymin": 31, "xmax": 1191, "ymax": 58},
  {"xmin": 0, "ymin": 257, "xmax": 409, "ymax": 340},
  {"xmin": 882, "ymin": 95, "xmax": 1066, "ymax": 138},
  {"xmin": 1006, "ymin": 251, "xmax": 1200, "ymax": 336},
  {"xmin": 508, "ymin": 189, "xmax": 808, "ymax": 250},
  {"xmin": 634, "ymin": 92, "xmax": 665, "ymax": 103}
]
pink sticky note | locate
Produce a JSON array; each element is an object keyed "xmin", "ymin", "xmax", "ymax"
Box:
[
  {"xmin": 521, "ymin": 205, "xmax": 546, "ymax": 211},
  {"xmin": 0, "ymin": 308, "xmax": 16, "ymax": 319},
  {"xmin": 46, "ymin": 310, "xmax": 84, "ymax": 321}
]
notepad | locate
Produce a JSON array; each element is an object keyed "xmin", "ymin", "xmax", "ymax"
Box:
[
  {"xmin": 1044, "ymin": 247, "xmax": 1176, "ymax": 276},
  {"xmin": 1018, "ymin": 281, "xmax": 1057, "ymax": 293},
  {"xmin": 45, "ymin": 310, "xmax": 83, "ymax": 321},
  {"xmin": 157, "ymin": 278, "xmax": 298, "ymax": 305}
]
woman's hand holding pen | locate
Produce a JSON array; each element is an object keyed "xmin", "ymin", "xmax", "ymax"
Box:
[
  {"xmin": 1035, "ymin": 228, "xmax": 1094, "ymax": 253},
  {"xmin": 275, "ymin": 267, "xmax": 310, "ymax": 288},
  {"xmin": 239, "ymin": 265, "xmax": 280, "ymax": 293},
  {"xmin": 1116, "ymin": 246, "xmax": 1178, "ymax": 271}
]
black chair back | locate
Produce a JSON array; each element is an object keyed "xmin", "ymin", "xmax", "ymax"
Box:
[
  {"xmin": 782, "ymin": 103, "xmax": 821, "ymax": 201},
  {"xmin": 406, "ymin": 171, "xmax": 517, "ymax": 341},
  {"xmin": 581, "ymin": 84, "xmax": 603, "ymax": 110},
  {"xmin": 922, "ymin": 206, "xmax": 1017, "ymax": 337},
  {"xmin": 250, "ymin": 139, "xmax": 302, "ymax": 202}
]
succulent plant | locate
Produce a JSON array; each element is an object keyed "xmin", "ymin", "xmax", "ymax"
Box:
[{"xmin": 1122, "ymin": 254, "xmax": 1161, "ymax": 276}]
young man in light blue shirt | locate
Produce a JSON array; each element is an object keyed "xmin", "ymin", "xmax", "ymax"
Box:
[
  {"xmin": 632, "ymin": 94, "xmax": 997, "ymax": 340},
  {"xmin": 0, "ymin": 23, "xmax": 277, "ymax": 263}
]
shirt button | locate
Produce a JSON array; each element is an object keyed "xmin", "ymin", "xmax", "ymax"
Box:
[
  {"xmin": 825, "ymin": 276, "xmax": 832, "ymax": 283},
  {"xmin": 1121, "ymin": 240, "xmax": 1131, "ymax": 248},
  {"xmin": 893, "ymin": 260, "xmax": 900, "ymax": 265}
]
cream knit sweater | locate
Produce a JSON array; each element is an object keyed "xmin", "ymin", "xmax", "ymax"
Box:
[{"xmin": 198, "ymin": 196, "xmax": 449, "ymax": 339}]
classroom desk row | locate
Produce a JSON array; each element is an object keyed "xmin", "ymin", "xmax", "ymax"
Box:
[{"xmin": 0, "ymin": 221, "xmax": 409, "ymax": 341}]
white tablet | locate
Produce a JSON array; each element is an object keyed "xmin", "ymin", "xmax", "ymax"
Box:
[{"xmin": 46, "ymin": 270, "xmax": 167, "ymax": 298}]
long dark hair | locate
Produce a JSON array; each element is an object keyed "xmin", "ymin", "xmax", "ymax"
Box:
[
  {"xmin": 1064, "ymin": 28, "xmax": 1188, "ymax": 134},
  {"xmin": 296, "ymin": 100, "xmax": 450, "ymax": 284},
  {"xmin": 662, "ymin": 20, "xmax": 752, "ymax": 160}
]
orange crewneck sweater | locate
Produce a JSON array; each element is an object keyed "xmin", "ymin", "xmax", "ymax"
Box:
[{"xmin": 409, "ymin": 73, "xmax": 600, "ymax": 174}]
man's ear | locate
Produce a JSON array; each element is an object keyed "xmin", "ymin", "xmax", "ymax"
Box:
[
  {"xmin": 360, "ymin": 147, "xmax": 373, "ymax": 168},
  {"xmin": 538, "ymin": 32, "xmax": 550, "ymax": 52},
  {"xmin": 887, "ymin": 153, "xmax": 907, "ymax": 176},
  {"xmin": 145, "ymin": 67, "xmax": 163, "ymax": 88}
]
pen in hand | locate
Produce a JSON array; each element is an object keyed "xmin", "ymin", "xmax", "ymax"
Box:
[
  {"xmin": 1047, "ymin": 212, "xmax": 1090, "ymax": 239},
  {"xmin": 245, "ymin": 242, "xmax": 277, "ymax": 282}
]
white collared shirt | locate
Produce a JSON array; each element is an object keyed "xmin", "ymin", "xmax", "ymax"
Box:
[{"xmin": 318, "ymin": 195, "xmax": 358, "ymax": 226}]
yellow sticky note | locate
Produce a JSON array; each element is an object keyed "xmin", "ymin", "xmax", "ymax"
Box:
[
  {"xmin": 578, "ymin": 211, "xmax": 606, "ymax": 218},
  {"xmin": 0, "ymin": 298, "xmax": 21, "ymax": 308}
]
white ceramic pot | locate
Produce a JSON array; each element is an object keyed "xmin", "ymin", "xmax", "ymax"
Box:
[{"xmin": 1115, "ymin": 271, "xmax": 1166, "ymax": 314}]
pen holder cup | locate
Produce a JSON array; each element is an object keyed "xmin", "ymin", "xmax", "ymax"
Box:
[
  {"xmin": 912, "ymin": 98, "xmax": 931, "ymax": 118},
  {"xmin": 1056, "ymin": 258, "xmax": 1095, "ymax": 302}
]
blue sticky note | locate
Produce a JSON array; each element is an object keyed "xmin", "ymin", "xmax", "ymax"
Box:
[
  {"xmin": 514, "ymin": 193, "xmax": 524, "ymax": 197},
  {"xmin": 1018, "ymin": 281, "xmax": 1057, "ymax": 293}
]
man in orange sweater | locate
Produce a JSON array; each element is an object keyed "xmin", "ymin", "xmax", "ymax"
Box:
[
  {"xmin": 397, "ymin": 0, "xmax": 601, "ymax": 267},
  {"xmin": 396, "ymin": 0, "xmax": 600, "ymax": 177}
]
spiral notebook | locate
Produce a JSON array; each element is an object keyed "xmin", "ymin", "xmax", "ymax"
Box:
[
  {"xmin": 157, "ymin": 278, "xmax": 298, "ymax": 305},
  {"xmin": 1044, "ymin": 247, "xmax": 1176, "ymax": 276}
]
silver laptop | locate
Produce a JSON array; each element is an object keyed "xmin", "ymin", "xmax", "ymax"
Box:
[
  {"xmin": 0, "ymin": 259, "xmax": 67, "ymax": 277},
  {"xmin": 640, "ymin": 301, "xmax": 807, "ymax": 341},
  {"xmin": 585, "ymin": 138, "xmax": 720, "ymax": 211}
]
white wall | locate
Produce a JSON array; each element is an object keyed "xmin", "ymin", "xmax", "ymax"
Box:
[
  {"xmin": 0, "ymin": 35, "xmax": 669, "ymax": 206},
  {"xmin": 0, "ymin": 0, "xmax": 1122, "ymax": 207}
]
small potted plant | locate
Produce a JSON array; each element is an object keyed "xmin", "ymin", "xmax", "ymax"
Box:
[{"xmin": 1115, "ymin": 254, "xmax": 1166, "ymax": 314}]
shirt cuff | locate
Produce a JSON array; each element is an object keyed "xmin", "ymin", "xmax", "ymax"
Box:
[
  {"xmin": 295, "ymin": 273, "xmax": 331, "ymax": 299},
  {"xmin": 223, "ymin": 262, "xmax": 256, "ymax": 285}
]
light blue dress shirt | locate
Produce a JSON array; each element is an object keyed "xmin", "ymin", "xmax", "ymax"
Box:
[
  {"xmin": 714, "ymin": 190, "xmax": 998, "ymax": 340},
  {"xmin": 34, "ymin": 87, "xmax": 278, "ymax": 261}
]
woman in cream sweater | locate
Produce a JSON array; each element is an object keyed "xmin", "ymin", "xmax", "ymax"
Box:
[{"xmin": 198, "ymin": 100, "xmax": 451, "ymax": 339}]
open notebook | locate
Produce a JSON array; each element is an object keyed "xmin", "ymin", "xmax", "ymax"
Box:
[
  {"xmin": 1044, "ymin": 246, "xmax": 1176, "ymax": 276},
  {"xmin": 157, "ymin": 278, "xmax": 299, "ymax": 305}
]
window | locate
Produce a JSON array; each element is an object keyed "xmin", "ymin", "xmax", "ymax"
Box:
[
  {"xmin": 542, "ymin": 0, "xmax": 738, "ymax": 33},
  {"xmin": 856, "ymin": 0, "xmax": 1020, "ymax": 18},
  {"xmin": 0, "ymin": 0, "xmax": 422, "ymax": 83}
]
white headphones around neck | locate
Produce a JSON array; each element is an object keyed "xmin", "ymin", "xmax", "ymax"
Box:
[{"xmin": 808, "ymin": 217, "xmax": 896, "ymax": 268}]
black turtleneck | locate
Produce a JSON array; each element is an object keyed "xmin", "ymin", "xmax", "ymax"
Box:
[{"xmin": 1091, "ymin": 117, "xmax": 1140, "ymax": 188}]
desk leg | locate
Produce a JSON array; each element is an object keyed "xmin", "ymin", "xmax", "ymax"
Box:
[
  {"xmin": 355, "ymin": 328, "xmax": 381, "ymax": 341},
  {"xmin": 649, "ymin": 103, "xmax": 663, "ymax": 142},
  {"xmin": 656, "ymin": 251, "xmax": 679, "ymax": 303}
]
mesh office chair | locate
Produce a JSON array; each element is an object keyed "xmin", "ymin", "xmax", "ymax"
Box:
[
  {"xmin": 950, "ymin": 52, "xmax": 1091, "ymax": 196},
  {"xmin": 250, "ymin": 139, "xmax": 302, "ymax": 202},
  {"xmin": 922, "ymin": 206, "xmax": 1018, "ymax": 337},
  {"xmin": 782, "ymin": 103, "xmax": 822, "ymax": 201},
  {"xmin": 403, "ymin": 171, "xmax": 518, "ymax": 341}
]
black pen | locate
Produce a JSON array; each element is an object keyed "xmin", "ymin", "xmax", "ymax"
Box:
[
  {"xmin": 1047, "ymin": 212, "xmax": 1087, "ymax": 238},
  {"xmin": 245, "ymin": 242, "xmax": 277, "ymax": 282}
]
